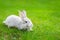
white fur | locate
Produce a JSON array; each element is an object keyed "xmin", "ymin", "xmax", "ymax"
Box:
[{"xmin": 3, "ymin": 10, "xmax": 33, "ymax": 31}]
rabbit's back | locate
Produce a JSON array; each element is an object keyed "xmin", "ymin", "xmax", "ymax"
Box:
[{"xmin": 4, "ymin": 15, "xmax": 22, "ymax": 26}]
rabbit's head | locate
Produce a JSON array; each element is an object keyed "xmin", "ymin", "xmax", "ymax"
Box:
[{"xmin": 18, "ymin": 10, "xmax": 33, "ymax": 28}]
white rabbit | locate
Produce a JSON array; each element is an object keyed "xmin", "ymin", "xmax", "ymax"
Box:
[{"xmin": 3, "ymin": 10, "xmax": 33, "ymax": 31}]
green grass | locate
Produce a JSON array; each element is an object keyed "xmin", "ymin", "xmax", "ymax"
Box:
[{"xmin": 0, "ymin": 0, "xmax": 60, "ymax": 40}]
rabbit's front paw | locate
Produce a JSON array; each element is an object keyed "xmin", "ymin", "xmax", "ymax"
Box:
[{"xmin": 27, "ymin": 28, "xmax": 33, "ymax": 31}]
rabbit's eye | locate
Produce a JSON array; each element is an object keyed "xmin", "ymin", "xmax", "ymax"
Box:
[{"xmin": 25, "ymin": 21, "xmax": 27, "ymax": 23}]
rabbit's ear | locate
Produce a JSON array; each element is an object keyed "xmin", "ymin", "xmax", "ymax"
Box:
[
  {"xmin": 18, "ymin": 10, "xmax": 21, "ymax": 17},
  {"xmin": 20, "ymin": 10, "xmax": 27, "ymax": 18}
]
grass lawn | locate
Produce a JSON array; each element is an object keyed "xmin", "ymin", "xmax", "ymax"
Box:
[{"xmin": 0, "ymin": 0, "xmax": 60, "ymax": 40}]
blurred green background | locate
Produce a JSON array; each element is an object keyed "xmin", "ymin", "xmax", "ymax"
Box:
[{"xmin": 0, "ymin": 0, "xmax": 60, "ymax": 40}]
